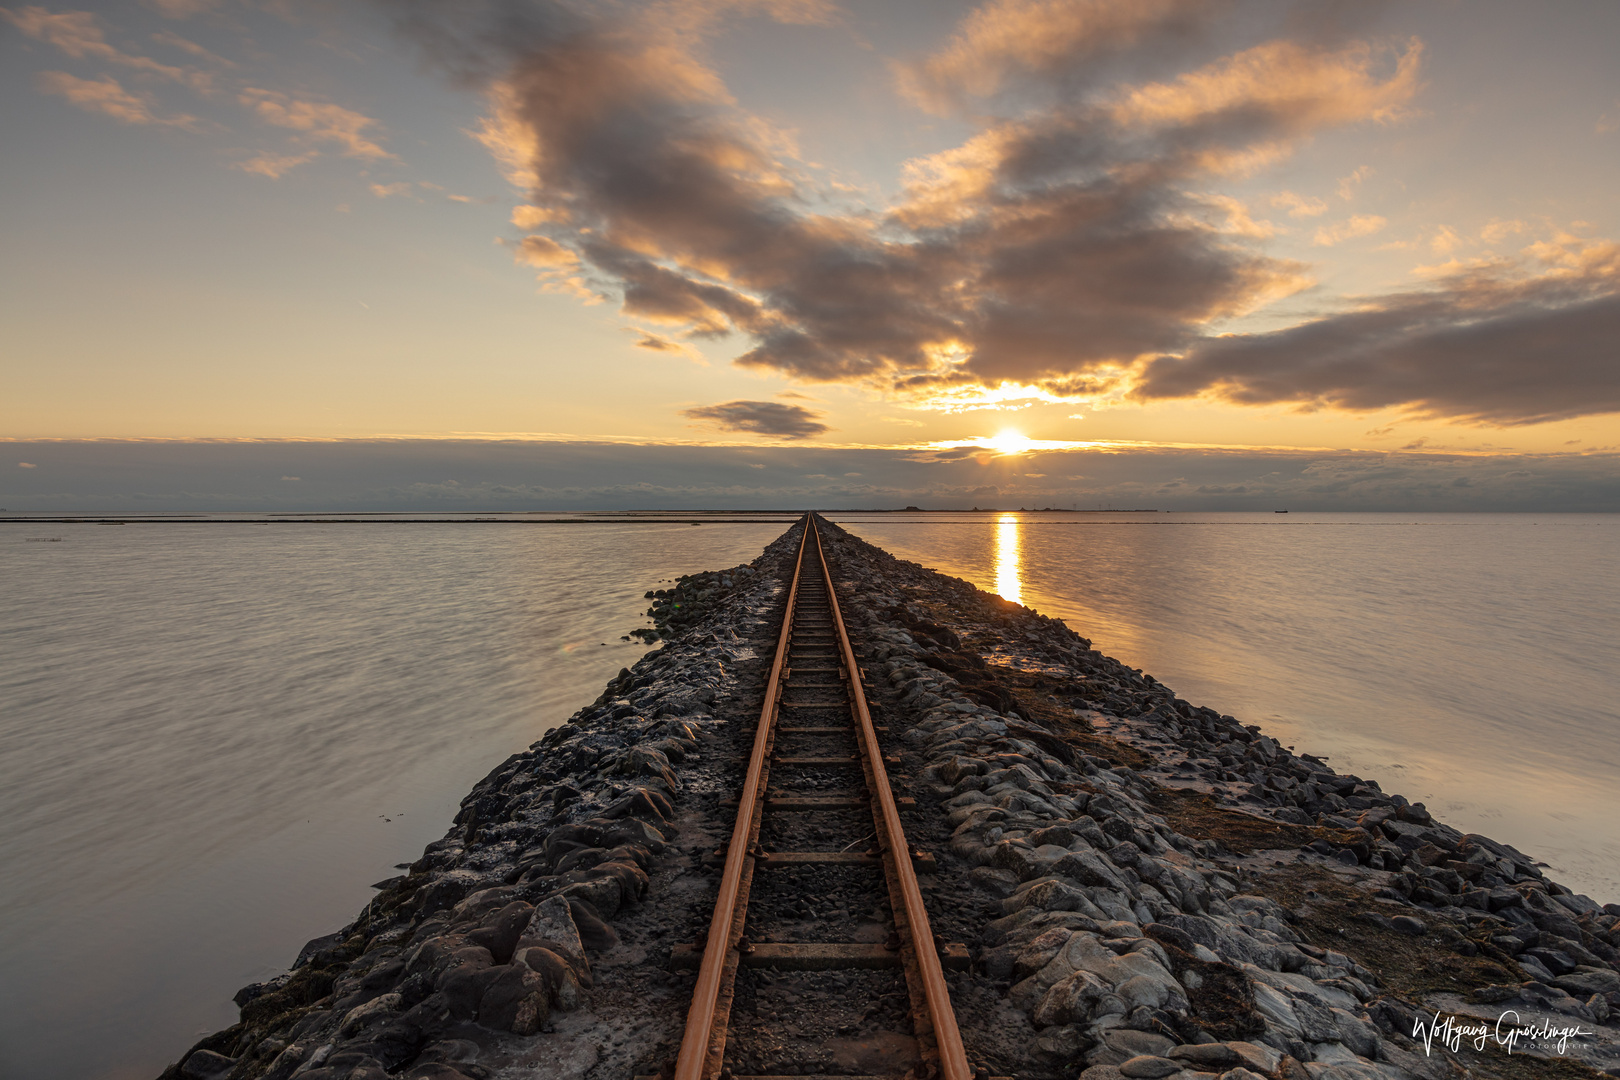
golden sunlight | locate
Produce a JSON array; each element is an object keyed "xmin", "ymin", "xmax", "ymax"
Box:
[
  {"xmin": 994, "ymin": 513, "xmax": 1022, "ymax": 605},
  {"xmin": 983, "ymin": 429, "xmax": 1035, "ymax": 455}
]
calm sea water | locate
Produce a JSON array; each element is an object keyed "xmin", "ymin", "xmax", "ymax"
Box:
[
  {"xmin": 833, "ymin": 512, "xmax": 1620, "ymax": 907},
  {"xmin": 0, "ymin": 519, "xmax": 784, "ymax": 1080},
  {"xmin": 1, "ymin": 513, "xmax": 1616, "ymax": 1078}
]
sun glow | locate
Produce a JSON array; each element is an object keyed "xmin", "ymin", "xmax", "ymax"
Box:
[{"xmin": 983, "ymin": 430, "xmax": 1035, "ymax": 455}]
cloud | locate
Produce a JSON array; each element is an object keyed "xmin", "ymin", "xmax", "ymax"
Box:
[
  {"xmin": 513, "ymin": 234, "xmax": 577, "ymax": 267},
  {"xmin": 34, "ymin": 70, "xmax": 199, "ymax": 126},
  {"xmin": 405, "ymin": 2, "xmax": 1620, "ymax": 430},
  {"xmin": 233, "ymin": 150, "xmax": 316, "ymax": 179},
  {"xmin": 511, "ymin": 204, "xmax": 563, "ymax": 229},
  {"xmin": 18, "ymin": 462, "xmax": 38, "ymax": 468},
  {"xmin": 370, "ymin": 181, "xmax": 412, "ymax": 198},
  {"xmin": 6, "ymin": 438, "xmax": 1619, "ymax": 512},
  {"xmin": 630, "ymin": 329, "xmax": 705, "ymax": 363},
  {"xmin": 151, "ymin": 30, "xmax": 233, "ymax": 67},
  {"xmin": 239, "ymin": 88, "xmax": 393, "ymax": 159},
  {"xmin": 1336, "ymin": 164, "xmax": 1373, "ymax": 200},
  {"xmin": 1481, "ymin": 218, "xmax": 1527, "ymax": 245},
  {"xmin": 392, "ymin": 1, "xmax": 1420, "ymax": 410},
  {"xmin": 1429, "ymin": 225, "xmax": 1460, "ymax": 254},
  {"xmin": 1134, "ymin": 236, "xmax": 1620, "ymax": 424},
  {"xmin": 1313, "ymin": 213, "xmax": 1387, "ymax": 246},
  {"xmin": 4, "ymin": 6, "xmax": 211, "ymax": 90},
  {"xmin": 682, "ymin": 400, "xmax": 830, "ymax": 438},
  {"xmin": 1271, "ymin": 191, "xmax": 1327, "ymax": 217},
  {"xmin": 892, "ymin": 0, "xmax": 1210, "ymax": 115},
  {"xmin": 145, "ymin": 0, "xmax": 218, "ymax": 17}
]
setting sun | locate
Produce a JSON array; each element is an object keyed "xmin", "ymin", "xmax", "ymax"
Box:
[{"xmin": 982, "ymin": 430, "xmax": 1034, "ymax": 455}]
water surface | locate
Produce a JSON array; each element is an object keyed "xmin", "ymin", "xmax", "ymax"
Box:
[
  {"xmin": 0, "ymin": 519, "xmax": 781, "ymax": 1079},
  {"xmin": 831, "ymin": 511, "xmax": 1620, "ymax": 905},
  {"xmin": 3, "ymin": 511, "xmax": 1615, "ymax": 1079}
]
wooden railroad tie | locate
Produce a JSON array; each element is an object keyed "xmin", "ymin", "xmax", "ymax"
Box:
[
  {"xmin": 669, "ymin": 940, "xmax": 969, "ymax": 972},
  {"xmin": 720, "ymin": 794, "xmax": 914, "ymax": 810}
]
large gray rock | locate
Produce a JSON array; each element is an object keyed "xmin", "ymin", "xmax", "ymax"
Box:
[
  {"xmin": 1169, "ymin": 1043, "xmax": 1242, "ymax": 1069},
  {"xmin": 1118, "ymin": 1055, "xmax": 1182, "ymax": 1078},
  {"xmin": 1053, "ymin": 850, "xmax": 1129, "ymax": 890},
  {"xmin": 1103, "ymin": 1030, "xmax": 1176, "ymax": 1058},
  {"xmin": 1033, "ymin": 969, "xmax": 1119, "ymax": 1027},
  {"xmin": 1224, "ymin": 1041, "xmax": 1282, "ymax": 1074},
  {"xmin": 1552, "ymin": 966, "xmax": 1620, "ymax": 997}
]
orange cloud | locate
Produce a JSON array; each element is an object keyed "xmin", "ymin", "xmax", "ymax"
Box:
[
  {"xmin": 239, "ymin": 88, "xmax": 394, "ymax": 160},
  {"xmin": 395, "ymin": 2, "xmax": 1440, "ymax": 418},
  {"xmin": 232, "ymin": 150, "xmax": 316, "ymax": 179},
  {"xmin": 514, "ymin": 235, "xmax": 578, "ymax": 267},
  {"xmin": 630, "ymin": 329, "xmax": 706, "ymax": 363},
  {"xmin": 3, "ymin": 6, "xmax": 211, "ymax": 90},
  {"xmin": 1135, "ymin": 236, "xmax": 1620, "ymax": 424},
  {"xmin": 894, "ymin": 0, "xmax": 1206, "ymax": 114},
  {"xmin": 34, "ymin": 70, "xmax": 199, "ymax": 126},
  {"xmin": 1271, "ymin": 191, "xmax": 1327, "ymax": 218},
  {"xmin": 145, "ymin": 0, "xmax": 218, "ymax": 16},
  {"xmin": 1110, "ymin": 39, "xmax": 1422, "ymax": 134},
  {"xmin": 1313, "ymin": 214, "xmax": 1387, "ymax": 246}
]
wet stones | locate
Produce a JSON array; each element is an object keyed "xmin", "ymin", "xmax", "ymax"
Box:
[
  {"xmin": 162, "ymin": 519, "xmax": 1620, "ymax": 1080},
  {"xmin": 160, "ymin": 525, "xmax": 809, "ymax": 1080}
]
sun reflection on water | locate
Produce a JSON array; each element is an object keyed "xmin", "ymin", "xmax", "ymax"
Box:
[{"xmin": 995, "ymin": 513, "xmax": 1022, "ymax": 605}]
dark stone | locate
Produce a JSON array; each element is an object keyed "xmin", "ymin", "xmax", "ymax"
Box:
[
  {"xmin": 1391, "ymin": 916, "xmax": 1428, "ymax": 936},
  {"xmin": 1109, "ymin": 841, "xmax": 1142, "ymax": 867},
  {"xmin": 591, "ymin": 859, "xmax": 650, "ymax": 906},
  {"xmin": 1551, "ymin": 968, "xmax": 1620, "ymax": 997},
  {"xmin": 1532, "ymin": 911, "xmax": 1585, "ymax": 941},
  {"xmin": 359, "ymin": 959, "xmax": 406, "ymax": 994},
  {"xmin": 295, "ymin": 931, "xmax": 348, "ymax": 969},
  {"xmin": 437, "ymin": 963, "xmax": 502, "ymax": 1021},
  {"xmin": 234, "ymin": 972, "xmax": 292, "ymax": 1009},
  {"xmin": 1050, "ymin": 850, "xmax": 1124, "ymax": 890},
  {"xmin": 1290, "ymin": 995, "xmax": 1340, "ymax": 1042},
  {"xmin": 1367, "ymin": 996, "xmax": 1420, "ymax": 1035},
  {"xmin": 1168, "ymin": 1043, "xmax": 1241, "ymax": 1069},
  {"xmin": 522, "ymin": 946, "xmax": 583, "ymax": 1006},
  {"xmin": 552, "ymin": 847, "xmax": 609, "ymax": 875},
  {"xmin": 475, "ymin": 964, "xmax": 549, "ymax": 1034},
  {"xmin": 466, "ymin": 902, "xmax": 534, "ymax": 965},
  {"xmin": 978, "ymin": 943, "xmax": 1017, "ymax": 979},
  {"xmin": 1523, "ymin": 947, "xmax": 1578, "ymax": 976},
  {"xmin": 417, "ymin": 876, "xmax": 478, "ymax": 916},
  {"xmin": 1142, "ymin": 923, "xmax": 1196, "ymax": 955},
  {"xmin": 567, "ymin": 899, "xmax": 620, "ymax": 952},
  {"xmin": 179, "ymin": 1050, "xmax": 237, "ymax": 1080}
]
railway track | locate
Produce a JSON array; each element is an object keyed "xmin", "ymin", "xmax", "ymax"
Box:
[{"xmin": 661, "ymin": 514, "xmax": 976, "ymax": 1080}]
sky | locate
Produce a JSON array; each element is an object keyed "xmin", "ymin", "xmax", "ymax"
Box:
[{"xmin": 3, "ymin": 0, "xmax": 1619, "ymax": 510}]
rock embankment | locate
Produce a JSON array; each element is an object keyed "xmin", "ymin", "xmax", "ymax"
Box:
[{"xmin": 164, "ymin": 519, "xmax": 1620, "ymax": 1080}]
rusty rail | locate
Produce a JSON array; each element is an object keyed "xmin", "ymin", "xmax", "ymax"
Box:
[
  {"xmin": 810, "ymin": 520, "xmax": 972, "ymax": 1080},
  {"xmin": 673, "ymin": 515, "xmax": 809, "ymax": 1080},
  {"xmin": 672, "ymin": 513, "xmax": 971, "ymax": 1080}
]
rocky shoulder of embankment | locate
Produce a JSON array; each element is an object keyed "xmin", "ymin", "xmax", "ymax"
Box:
[
  {"xmin": 811, "ymin": 518, "xmax": 1620, "ymax": 1080},
  {"xmin": 161, "ymin": 522, "xmax": 808, "ymax": 1080},
  {"xmin": 164, "ymin": 518, "xmax": 1620, "ymax": 1080}
]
